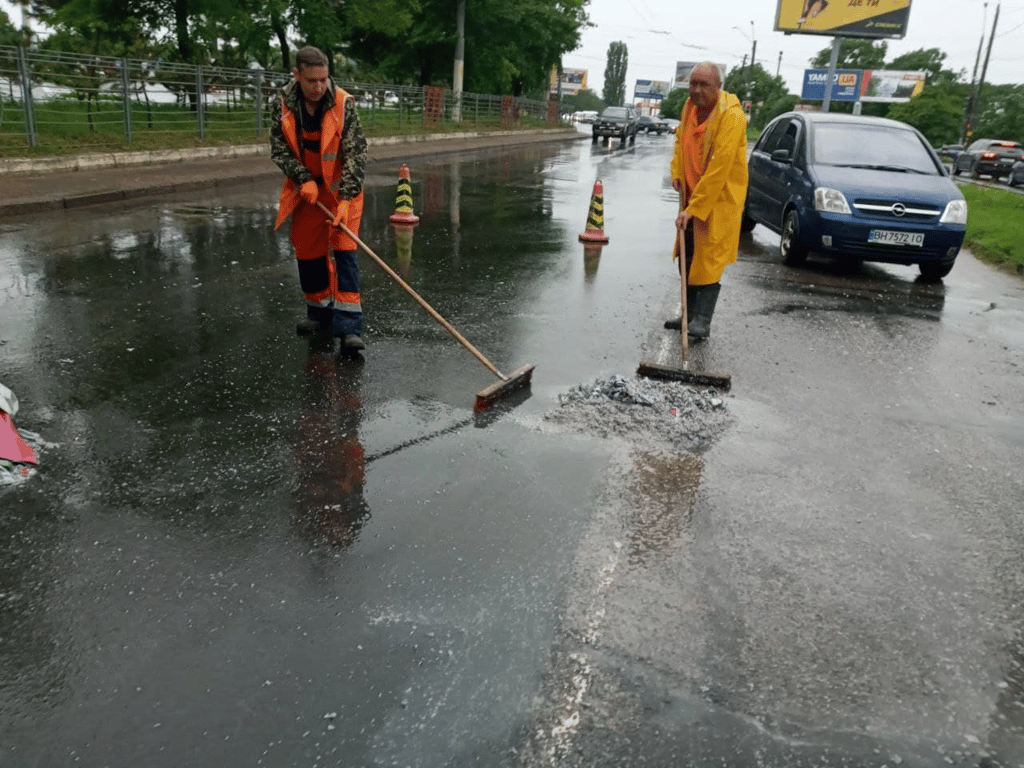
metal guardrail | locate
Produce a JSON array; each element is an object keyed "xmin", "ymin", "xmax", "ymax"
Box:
[{"xmin": 0, "ymin": 45, "xmax": 567, "ymax": 156}]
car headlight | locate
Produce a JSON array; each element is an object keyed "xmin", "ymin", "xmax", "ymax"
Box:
[
  {"xmin": 940, "ymin": 199, "xmax": 968, "ymax": 225},
  {"xmin": 814, "ymin": 187, "xmax": 851, "ymax": 215}
]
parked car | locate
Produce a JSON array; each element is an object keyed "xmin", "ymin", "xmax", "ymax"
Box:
[
  {"xmin": 952, "ymin": 138, "xmax": 1024, "ymax": 180},
  {"xmin": 592, "ymin": 106, "xmax": 639, "ymax": 145},
  {"xmin": 1009, "ymin": 158, "xmax": 1024, "ymax": 188},
  {"xmin": 663, "ymin": 118, "xmax": 680, "ymax": 134},
  {"xmin": 742, "ymin": 111, "xmax": 968, "ymax": 281},
  {"xmin": 637, "ymin": 115, "xmax": 668, "ymax": 135}
]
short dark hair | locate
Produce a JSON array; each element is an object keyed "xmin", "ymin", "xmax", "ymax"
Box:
[{"xmin": 295, "ymin": 46, "xmax": 328, "ymax": 70}]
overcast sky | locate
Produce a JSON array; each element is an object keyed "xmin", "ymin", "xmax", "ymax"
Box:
[
  {"xmin": 563, "ymin": 0, "xmax": 1024, "ymax": 96},
  {"xmin": 3, "ymin": 0, "xmax": 1022, "ymax": 96}
]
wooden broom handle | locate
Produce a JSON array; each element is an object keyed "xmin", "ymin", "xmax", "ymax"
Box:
[{"xmin": 315, "ymin": 201, "xmax": 507, "ymax": 380}]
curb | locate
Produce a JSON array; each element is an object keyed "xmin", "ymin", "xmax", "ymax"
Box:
[
  {"xmin": 0, "ymin": 129, "xmax": 585, "ymax": 218},
  {"xmin": 0, "ymin": 128, "xmax": 580, "ymax": 176}
]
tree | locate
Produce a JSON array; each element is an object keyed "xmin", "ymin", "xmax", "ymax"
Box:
[
  {"xmin": 812, "ymin": 38, "xmax": 887, "ymax": 70},
  {"xmin": 562, "ymin": 88, "xmax": 604, "ymax": 113},
  {"xmin": 723, "ymin": 62, "xmax": 787, "ymax": 129},
  {"xmin": 659, "ymin": 87, "xmax": 686, "ymax": 119},
  {"xmin": 888, "ymin": 48, "xmax": 962, "ymax": 86},
  {"xmin": 886, "ymin": 87, "xmax": 965, "ymax": 146},
  {"xmin": 602, "ymin": 41, "xmax": 626, "ymax": 106},
  {"xmin": 343, "ymin": 0, "xmax": 589, "ymax": 94}
]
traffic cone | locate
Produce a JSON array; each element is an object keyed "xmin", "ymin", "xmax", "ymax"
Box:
[
  {"xmin": 578, "ymin": 179, "xmax": 609, "ymax": 243},
  {"xmin": 388, "ymin": 163, "xmax": 420, "ymax": 224}
]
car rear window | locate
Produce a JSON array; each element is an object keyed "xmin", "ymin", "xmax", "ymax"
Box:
[{"xmin": 812, "ymin": 123, "xmax": 941, "ymax": 175}]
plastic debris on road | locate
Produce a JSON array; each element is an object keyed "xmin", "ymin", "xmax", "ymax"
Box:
[{"xmin": 1, "ymin": 382, "xmax": 41, "ymax": 486}]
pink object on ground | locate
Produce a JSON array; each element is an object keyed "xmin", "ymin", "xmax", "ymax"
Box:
[{"xmin": 0, "ymin": 411, "xmax": 38, "ymax": 464}]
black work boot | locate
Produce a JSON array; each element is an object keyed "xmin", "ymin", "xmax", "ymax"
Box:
[
  {"xmin": 687, "ymin": 283, "xmax": 721, "ymax": 340},
  {"xmin": 296, "ymin": 318, "xmax": 326, "ymax": 336},
  {"xmin": 664, "ymin": 286, "xmax": 698, "ymax": 330}
]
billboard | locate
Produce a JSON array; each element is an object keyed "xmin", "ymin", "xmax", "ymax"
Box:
[
  {"xmin": 801, "ymin": 68, "xmax": 926, "ymax": 103},
  {"xmin": 634, "ymin": 79, "xmax": 670, "ymax": 100},
  {"xmin": 550, "ymin": 67, "xmax": 587, "ymax": 96},
  {"xmin": 801, "ymin": 69, "xmax": 863, "ymax": 101},
  {"xmin": 673, "ymin": 62, "xmax": 728, "ymax": 90},
  {"xmin": 859, "ymin": 69, "xmax": 926, "ymax": 102},
  {"xmin": 774, "ymin": 0, "xmax": 912, "ymax": 39}
]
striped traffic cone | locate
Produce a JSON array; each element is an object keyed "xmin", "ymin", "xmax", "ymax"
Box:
[
  {"xmin": 578, "ymin": 179, "xmax": 609, "ymax": 243},
  {"xmin": 388, "ymin": 163, "xmax": 420, "ymax": 224}
]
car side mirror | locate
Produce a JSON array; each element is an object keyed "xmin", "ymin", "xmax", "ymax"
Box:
[{"xmin": 771, "ymin": 148, "xmax": 792, "ymax": 163}]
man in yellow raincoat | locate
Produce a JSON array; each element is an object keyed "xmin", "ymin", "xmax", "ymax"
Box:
[{"xmin": 665, "ymin": 62, "xmax": 748, "ymax": 339}]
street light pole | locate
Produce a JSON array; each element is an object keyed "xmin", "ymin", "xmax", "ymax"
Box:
[{"xmin": 452, "ymin": 0, "xmax": 465, "ymax": 122}]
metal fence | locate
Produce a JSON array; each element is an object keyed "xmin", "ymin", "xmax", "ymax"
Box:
[{"xmin": 0, "ymin": 45, "xmax": 566, "ymax": 157}]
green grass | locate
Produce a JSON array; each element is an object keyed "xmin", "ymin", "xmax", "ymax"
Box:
[
  {"xmin": 0, "ymin": 95, "xmax": 563, "ymax": 159},
  {"xmin": 958, "ymin": 183, "xmax": 1024, "ymax": 273}
]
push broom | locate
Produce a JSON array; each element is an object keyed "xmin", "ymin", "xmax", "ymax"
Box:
[
  {"xmin": 316, "ymin": 201, "xmax": 535, "ymax": 411},
  {"xmin": 637, "ymin": 192, "xmax": 732, "ymax": 390}
]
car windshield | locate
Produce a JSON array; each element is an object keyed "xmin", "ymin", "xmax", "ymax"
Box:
[
  {"xmin": 812, "ymin": 123, "xmax": 940, "ymax": 175},
  {"xmin": 603, "ymin": 108, "xmax": 628, "ymax": 118}
]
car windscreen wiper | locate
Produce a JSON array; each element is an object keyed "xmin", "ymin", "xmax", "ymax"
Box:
[{"xmin": 829, "ymin": 163, "xmax": 929, "ymax": 174}]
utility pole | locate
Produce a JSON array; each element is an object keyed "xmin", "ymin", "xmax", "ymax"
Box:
[
  {"xmin": 962, "ymin": 2, "xmax": 989, "ymax": 144},
  {"xmin": 776, "ymin": 50, "xmax": 783, "ymax": 78},
  {"xmin": 452, "ymin": 0, "xmax": 465, "ymax": 122},
  {"xmin": 964, "ymin": 1, "xmax": 999, "ymax": 145}
]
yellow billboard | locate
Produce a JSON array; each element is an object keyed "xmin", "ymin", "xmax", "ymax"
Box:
[
  {"xmin": 550, "ymin": 67, "xmax": 588, "ymax": 96},
  {"xmin": 774, "ymin": 0, "xmax": 912, "ymax": 38}
]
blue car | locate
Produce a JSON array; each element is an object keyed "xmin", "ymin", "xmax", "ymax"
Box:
[{"xmin": 742, "ymin": 112, "xmax": 968, "ymax": 280}]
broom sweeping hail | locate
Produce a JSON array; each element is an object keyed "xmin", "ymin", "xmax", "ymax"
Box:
[{"xmin": 316, "ymin": 200, "xmax": 535, "ymax": 411}]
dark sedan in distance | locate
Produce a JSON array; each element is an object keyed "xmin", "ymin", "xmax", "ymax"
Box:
[
  {"xmin": 952, "ymin": 138, "xmax": 1023, "ymax": 180},
  {"xmin": 637, "ymin": 115, "xmax": 668, "ymax": 135},
  {"xmin": 742, "ymin": 112, "xmax": 968, "ymax": 280}
]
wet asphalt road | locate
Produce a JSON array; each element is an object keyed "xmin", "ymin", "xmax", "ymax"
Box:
[{"xmin": 2, "ymin": 130, "xmax": 1024, "ymax": 767}]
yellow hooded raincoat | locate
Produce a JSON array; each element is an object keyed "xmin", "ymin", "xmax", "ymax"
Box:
[{"xmin": 669, "ymin": 90, "xmax": 749, "ymax": 285}]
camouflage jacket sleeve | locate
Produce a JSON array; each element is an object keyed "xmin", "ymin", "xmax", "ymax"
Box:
[
  {"xmin": 337, "ymin": 97, "xmax": 368, "ymax": 200},
  {"xmin": 269, "ymin": 91, "xmax": 314, "ymax": 186}
]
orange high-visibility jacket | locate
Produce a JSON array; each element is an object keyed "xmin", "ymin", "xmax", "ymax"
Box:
[{"xmin": 274, "ymin": 87, "xmax": 354, "ymax": 231}]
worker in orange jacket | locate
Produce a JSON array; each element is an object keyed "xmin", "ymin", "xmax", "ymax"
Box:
[{"xmin": 270, "ymin": 45, "xmax": 369, "ymax": 351}]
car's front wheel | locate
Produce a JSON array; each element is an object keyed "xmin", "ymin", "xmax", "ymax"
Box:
[
  {"xmin": 918, "ymin": 260, "xmax": 955, "ymax": 281},
  {"xmin": 780, "ymin": 209, "xmax": 808, "ymax": 266}
]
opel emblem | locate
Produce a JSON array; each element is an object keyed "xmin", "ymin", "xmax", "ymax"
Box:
[{"xmin": 891, "ymin": 202, "xmax": 906, "ymax": 217}]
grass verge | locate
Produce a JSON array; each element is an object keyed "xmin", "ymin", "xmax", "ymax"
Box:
[{"xmin": 958, "ymin": 183, "xmax": 1024, "ymax": 273}]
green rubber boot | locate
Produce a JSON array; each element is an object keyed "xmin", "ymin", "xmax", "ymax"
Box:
[
  {"xmin": 663, "ymin": 285, "xmax": 697, "ymax": 330},
  {"xmin": 687, "ymin": 283, "xmax": 721, "ymax": 340}
]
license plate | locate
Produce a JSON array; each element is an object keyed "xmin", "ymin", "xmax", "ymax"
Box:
[{"xmin": 868, "ymin": 229, "xmax": 924, "ymax": 247}]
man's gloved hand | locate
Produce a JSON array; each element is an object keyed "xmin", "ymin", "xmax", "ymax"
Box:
[
  {"xmin": 332, "ymin": 199, "xmax": 351, "ymax": 229},
  {"xmin": 299, "ymin": 180, "xmax": 319, "ymax": 204}
]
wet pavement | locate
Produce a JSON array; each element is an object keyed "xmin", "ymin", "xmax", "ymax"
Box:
[{"xmin": 2, "ymin": 128, "xmax": 1024, "ymax": 767}]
